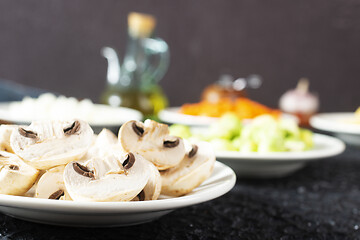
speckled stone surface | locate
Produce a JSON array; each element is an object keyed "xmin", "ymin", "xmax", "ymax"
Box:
[{"xmin": 1, "ymin": 146, "xmax": 360, "ymax": 240}]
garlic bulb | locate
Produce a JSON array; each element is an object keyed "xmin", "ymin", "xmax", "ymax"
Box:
[{"xmin": 279, "ymin": 78, "xmax": 319, "ymax": 125}]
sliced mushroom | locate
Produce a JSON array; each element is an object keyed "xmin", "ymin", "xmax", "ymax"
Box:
[
  {"xmin": 0, "ymin": 151, "xmax": 39, "ymax": 195},
  {"xmin": 0, "ymin": 125, "xmax": 17, "ymax": 153},
  {"xmin": 130, "ymin": 160, "xmax": 161, "ymax": 201},
  {"xmin": 87, "ymin": 128, "xmax": 119, "ymax": 157},
  {"xmin": 23, "ymin": 170, "xmax": 46, "ymax": 197},
  {"xmin": 48, "ymin": 189, "xmax": 64, "ymax": 200},
  {"xmin": 80, "ymin": 128, "xmax": 127, "ymax": 175},
  {"xmin": 64, "ymin": 148, "xmax": 150, "ymax": 202},
  {"xmin": 122, "ymin": 152, "xmax": 135, "ymax": 170},
  {"xmin": 18, "ymin": 127, "xmax": 38, "ymax": 139},
  {"xmin": 160, "ymin": 141, "xmax": 215, "ymax": 197},
  {"xmin": 118, "ymin": 120, "xmax": 186, "ymax": 170},
  {"xmin": 95, "ymin": 128, "xmax": 118, "ymax": 146},
  {"xmin": 72, "ymin": 162, "xmax": 95, "ymax": 179},
  {"xmin": 35, "ymin": 165, "xmax": 71, "ymax": 200},
  {"xmin": 10, "ymin": 119, "xmax": 93, "ymax": 170},
  {"xmin": 63, "ymin": 120, "xmax": 81, "ymax": 136},
  {"xmin": 141, "ymin": 160, "xmax": 162, "ymax": 200}
]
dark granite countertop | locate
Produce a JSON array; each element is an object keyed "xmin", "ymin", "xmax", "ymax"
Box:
[{"xmin": 1, "ymin": 144, "xmax": 360, "ymax": 240}]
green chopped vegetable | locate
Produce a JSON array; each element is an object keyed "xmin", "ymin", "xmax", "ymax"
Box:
[
  {"xmin": 169, "ymin": 124, "xmax": 192, "ymax": 139},
  {"xmin": 208, "ymin": 113, "xmax": 242, "ymax": 140},
  {"xmin": 300, "ymin": 129, "xmax": 314, "ymax": 150},
  {"xmin": 169, "ymin": 114, "xmax": 313, "ymax": 153},
  {"xmin": 210, "ymin": 138, "xmax": 237, "ymax": 151}
]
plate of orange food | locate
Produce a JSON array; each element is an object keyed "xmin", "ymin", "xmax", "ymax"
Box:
[{"xmin": 159, "ymin": 98, "xmax": 282, "ymax": 126}]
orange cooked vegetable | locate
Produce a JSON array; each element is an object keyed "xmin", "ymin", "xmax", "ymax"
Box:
[{"xmin": 180, "ymin": 98, "xmax": 280, "ymax": 119}]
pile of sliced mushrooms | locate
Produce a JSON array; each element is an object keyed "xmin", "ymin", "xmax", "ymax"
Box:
[{"xmin": 0, "ymin": 119, "xmax": 215, "ymax": 201}]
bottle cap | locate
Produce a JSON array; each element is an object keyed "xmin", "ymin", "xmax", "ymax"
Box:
[{"xmin": 128, "ymin": 12, "xmax": 156, "ymax": 38}]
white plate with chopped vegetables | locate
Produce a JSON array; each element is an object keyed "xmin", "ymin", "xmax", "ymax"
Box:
[
  {"xmin": 170, "ymin": 114, "xmax": 345, "ymax": 178},
  {"xmin": 215, "ymin": 134, "xmax": 344, "ymax": 177}
]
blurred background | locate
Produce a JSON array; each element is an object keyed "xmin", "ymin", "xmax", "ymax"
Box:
[{"xmin": 0, "ymin": 0, "xmax": 359, "ymax": 111}]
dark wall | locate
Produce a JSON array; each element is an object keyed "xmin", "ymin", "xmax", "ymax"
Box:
[{"xmin": 0, "ymin": 0, "xmax": 360, "ymax": 111}]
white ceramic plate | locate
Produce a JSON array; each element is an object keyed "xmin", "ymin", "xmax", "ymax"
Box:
[
  {"xmin": 215, "ymin": 134, "xmax": 345, "ymax": 178},
  {"xmin": 310, "ymin": 113, "xmax": 360, "ymax": 146},
  {"xmin": 0, "ymin": 102, "xmax": 143, "ymax": 133},
  {"xmin": 310, "ymin": 113, "xmax": 360, "ymax": 134},
  {"xmin": 0, "ymin": 161, "xmax": 235, "ymax": 227},
  {"xmin": 159, "ymin": 107, "xmax": 296, "ymax": 126}
]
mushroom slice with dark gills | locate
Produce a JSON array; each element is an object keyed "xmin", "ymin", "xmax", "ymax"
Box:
[
  {"xmin": 161, "ymin": 141, "xmax": 215, "ymax": 197},
  {"xmin": 0, "ymin": 151, "xmax": 39, "ymax": 195},
  {"xmin": 118, "ymin": 120, "xmax": 186, "ymax": 170},
  {"xmin": 35, "ymin": 165, "xmax": 72, "ymax": 200},
  {"xmin": 132, "ymin": 160, "xmax": 162, "ymax": 201},
  {"xmin": 10, "ymin": 119, "xmax": 93, "ymax": 170},
  {"xmin": 64, "ymin": 149, "xmax": 150, "ymax": 202}
]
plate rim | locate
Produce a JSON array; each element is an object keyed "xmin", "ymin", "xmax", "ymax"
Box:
[
  {"xmin": 310, "ymin": 112, "xmax": 360, "ymax": 135},
  {"xmin": 0, "ymin": 161, "xmax": 236, "ymax": 214}
]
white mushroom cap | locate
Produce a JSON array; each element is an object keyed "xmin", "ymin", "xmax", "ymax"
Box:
[
  {"xmin": 10, "ymin": 119, "xmax": 94, "ymax": 170},
  {"xmin": 118, "ymin": 120, "xmax": 186, "ymax": 170},
  {"xmin": 0, "ymin": 151, "xmax": 39, "ymax": 195},
  {"xmin": 0, "ymin": 125, "xmax": 17, "ymax": 153},
  {"xmin": 160, "ymin": 141, "xmax": 215, "ymax": 197},
  {"xmin": 64, "ymin": 151, "xmax": 150, "ymax": 202},
  {"xmin": 35, "ymin": 165, "xmax": 71, "ymax": 200}
]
